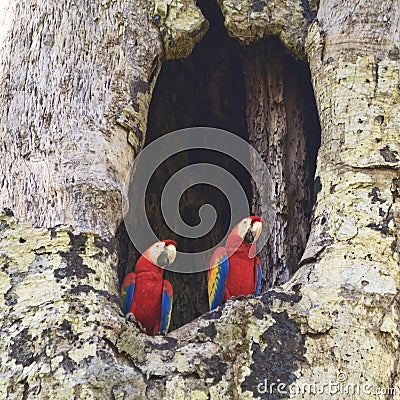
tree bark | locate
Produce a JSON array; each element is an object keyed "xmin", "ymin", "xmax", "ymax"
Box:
[
  {"xmin": 1, "ymin": 0, "xmax": 399, "ymax": 399},
  {"xmin": 243, "ymin": 37, "xmax": 320, "ymax": 288}
]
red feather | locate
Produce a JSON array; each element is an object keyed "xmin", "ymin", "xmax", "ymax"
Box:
[
  {"xmin": 222, "ymin": 217, "xmax": 264, "ymax": 303},
  {"xmin": 224, "ymin": 240, "xmax": 257, "ymax": 300},
  {"xmin": 161, "ymin": 239, "xmax": 177, "ymax": 248},
  {"xmin": 127, "ymin": 256, "xmax": 163, "ymax": 335}
]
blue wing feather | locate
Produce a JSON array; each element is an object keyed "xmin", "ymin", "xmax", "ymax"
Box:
[
  {"xmin": 208, "ymin": 247, "xmax": 229, "ymax": 310},
  {"xmin": 120, "ymin": 272, "xmax": 136, "ymax": 316},
  {"xmin": 159, "ymin": 280, "xmax": 173, "ymax": 335},
  {"xmin": 254, "ymin": 257, "xmax": 262, "ymax": 296}
]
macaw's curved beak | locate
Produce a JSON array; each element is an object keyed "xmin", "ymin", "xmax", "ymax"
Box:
[
  {"xmin": 244, "ymin": 220, "xmax": 263, "ymax": 244},
  {"xmin": 157, "ymin": 244, "xmax": 177, "ymax": 268},
  {"xmin": 157, "ymin": 251, "xmax": 170, "ymax": 267}
]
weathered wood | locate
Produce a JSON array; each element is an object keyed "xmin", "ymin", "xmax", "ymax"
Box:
[
  {"xmin": 217, "ymin": 0, "xmax": 318, "ymax": 59},
  {"xmin": 0, "ymin": 0, "xmax": 399, "ymax": 398},
  {"xmin": 243, "ymin": 37, "xmax": 320, "ymax": 288},
  {"xmin": 288, "ymin": 0, "xmax": 400, "ymax": 394},
  {"xmin": 0, "ymin": 0, "xmax": 206, "ymax": 238}
]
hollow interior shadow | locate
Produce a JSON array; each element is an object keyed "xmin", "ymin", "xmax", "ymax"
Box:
[{"xmin": 117, "ymin": 0, "xmax": 321, "ymax": 331}]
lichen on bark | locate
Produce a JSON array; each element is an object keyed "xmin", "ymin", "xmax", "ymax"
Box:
[
  {"xmin": 217, "ymin": 0, "xmax": 317, "ymax": 59},
  {"xmin": 1, "ymin": 0, "xmax": 400, "ymax": 398},
  {"xmin": 152, "ymin": 0, "xmax": 209, "ymax": 60}
]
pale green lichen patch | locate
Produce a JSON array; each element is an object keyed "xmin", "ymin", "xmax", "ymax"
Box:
[
  {"xmin": 379, "ymin": 304, "xmax": 399, "ymax": 339},
  {"xmin": 341, "ymin": 261, "xmax": 397, "ymax": 295},
  {"xmin": 331, "ymin": 214, "xmax": 358, "ymax": 241},
  {"xmin": 332, "ymin": 57, "xmax": 400, "ymax": 168},
  {"xmin": 0, "ymin": 212, "xmax": 148, "ymax": 398},
  {"xmin": 245, "ymin": 314, "xmax": 274, "ymax": 348},
  {"xmin": 80, "ymin": 233, "xmax": 120, "ymax": 297},
  {"xmin": 0, "ymin": 270, "xmax": 11, "ymax": 310},
  {"xmin": 303, "ymin": 35, "xmax": 400, "ymax": 394},
  {"xmin": 164, "ymin": 375, "xmax": 209, "ymax": 399},
  {"xmin": 68, "ymin": 341, "xmax": 97, "ymax": 364},
  {"xmin": 217, "ymin": 0, "xmax": 313, "ymax": 59},
  {"xmin": 152, "ymin": 0, "xmax": 208, "ymax": 60},
  {"xmin": 15, "ymin": 268, "xmax": 63, "ymax": 308},
  {"xmin": 208, "ymin": 377, "xmax": 232, "ymax": 399},
  {"xmin": 0, "ymin": 217, "xmax": 70, "ymax": 271},
  {"xmin": 115, "ymin": 291, "xmax": 306, "ymax": 399}
]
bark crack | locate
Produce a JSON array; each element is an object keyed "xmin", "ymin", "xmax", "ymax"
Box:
[{"xmin": 21, "ymin": 380, "xmax": 29, "ymax": 400}]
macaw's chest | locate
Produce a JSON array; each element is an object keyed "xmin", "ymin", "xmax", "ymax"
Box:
[
  {"xmin": 225, "ymin": 254, "xmax": 256, "ymax": 297},
  {"xmin": 132, "ymin": 272, "xmax": 164, "ymax": 333}
]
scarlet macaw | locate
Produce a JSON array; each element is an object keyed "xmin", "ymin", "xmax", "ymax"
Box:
[
  {"xmin": 120, "ymin": 240, "xmax": 176, "ymax": 335},
  {"xmin": 208, "ymin": 216, "xmax": 263, "ymax": 310}
]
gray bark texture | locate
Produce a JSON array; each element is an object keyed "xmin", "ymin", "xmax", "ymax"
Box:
[
  {"xmin": 0, "ymin": 0, "xmax": 399, "ymax": 399},
  {"xmin": 243, "ymin": 37, "xmax": 320, "ymax": 288}
]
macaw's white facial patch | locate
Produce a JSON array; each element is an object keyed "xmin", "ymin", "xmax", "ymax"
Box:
[
  {"xmin": 147, "ymin": 242, "xmax": 167, "ymax": 265},
  {"xmin": 236, "ymin": 217, "xmax": 252, "ymax": 240}
]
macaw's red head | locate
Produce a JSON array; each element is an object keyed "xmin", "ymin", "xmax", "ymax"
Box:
[
  {"xmin": 136, "ymin": 240, "xmax": 177, "ymax": 273},
  {"xmin": 226, "ymin": 216, "xmax": 264, "ymax": 257}
]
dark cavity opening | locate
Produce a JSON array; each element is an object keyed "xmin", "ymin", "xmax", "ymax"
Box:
[{"xmin": 117, "ymin": 0, "xmax": 321, "ymax": 332}]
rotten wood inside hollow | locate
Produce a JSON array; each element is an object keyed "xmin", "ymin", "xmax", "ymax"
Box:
[
  {"xmin": 119, "ymin": 0, "xmax": 249, "ymax": 331},
  {"xmin": 119, "ymin": 15, "xmax": 320, "ymax": 332},
  {"xmin": 243, "ymin": 37, "xmax": 321, "ymax": 288}
]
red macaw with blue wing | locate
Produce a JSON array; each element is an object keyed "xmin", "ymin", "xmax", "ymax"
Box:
[
  {"xmin": 121, "ymin": 240, "xmax": 176, "ymax": 335},
  {"xmin": 208, "ymin": 216, "xmax": 263, "ymax": 310}
]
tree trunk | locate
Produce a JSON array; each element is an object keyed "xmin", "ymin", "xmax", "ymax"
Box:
[
  {"xmin": 1, "ymin": 1, "xmax": 399, "ymax": 399},
  {"xmin": 243, "ymin": 37, "xmax": 320, "ymax": 288}
]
